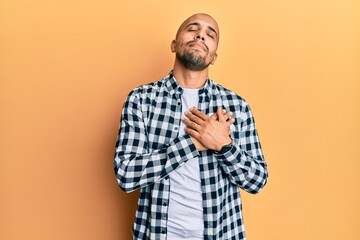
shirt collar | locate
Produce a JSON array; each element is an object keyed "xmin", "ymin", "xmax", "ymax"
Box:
[{"xmin": 165, "ymin": 71, "xmax": 213, "ymax": 98}]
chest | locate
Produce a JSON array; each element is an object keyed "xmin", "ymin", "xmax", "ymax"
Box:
[{"xmin": 142, "ymin": 93, "xmax": 225, "ymax": 150}]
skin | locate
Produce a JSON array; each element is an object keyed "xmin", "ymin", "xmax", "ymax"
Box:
[
  {"xmin": 171, "ymin": 13, "xmax": 234, "ymax": 152},
  {"xmin": 171, "ymin": 13, "xmax": 219, "ymax": 89}
]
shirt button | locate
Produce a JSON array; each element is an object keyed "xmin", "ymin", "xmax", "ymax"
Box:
[
  {"xmin": 163, "ymin": 202, "xmax": 167, "ymax": 206},
  {"xmin": 165, "ymin": 176, "xmax": 169, "ymax": 180},
  {"xmin": 177, "ymin": 101, "xmax": 181, "ymax": 106},
  {"xmin": 174, "ymin": 126, "xmax": 178, "ymax": 131},
  {"xmin": 161, "ymin": 230, "xmax": 166, "ymax": 234}
]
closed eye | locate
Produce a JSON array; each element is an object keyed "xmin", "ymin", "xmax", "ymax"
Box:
[{"xmin": 188, "ymin": 27, "xmax": 198, "ymax": 32}]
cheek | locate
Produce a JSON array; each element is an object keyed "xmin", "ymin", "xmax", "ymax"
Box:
[
  {"xmin": 178, "ymin": 33, "xmax": 196, "ymax": 44},
  {"xmin": 208, "ymin": 44, "xmax": 218, "ymax": 57},
  {"xmin": 206, "ymin": 51, "xmax": 217, "ymax": 64},
  {"xmin": 208, "ymin": 42, "xmax": 218, "ymax": 52},
  {"xmin": 207, "ymin": 46, "xmax": 217, "ymax": 56},
  {"xmin": 175, "ymin": 38, "xmax": 188, "ymax": 49}
]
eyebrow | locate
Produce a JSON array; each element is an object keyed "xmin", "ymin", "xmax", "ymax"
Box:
[{"xmin": 186, "ymin": 22, "xmax": 218, "ymax": 37}]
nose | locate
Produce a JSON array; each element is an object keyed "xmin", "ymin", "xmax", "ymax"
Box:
[{"xmin": 195, "ymin": 32, "xmax": 205, "ymax": 41}]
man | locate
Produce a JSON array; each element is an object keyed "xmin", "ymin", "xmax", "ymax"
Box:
[{"xmin": 114, "ymin": 13, "xmax": 268, "ymax": 240}]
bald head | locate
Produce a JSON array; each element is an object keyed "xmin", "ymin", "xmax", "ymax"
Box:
[
  {"xmin": 175, "ymin": 13, "xmax": 220, "ymax": 43},
  {"xmin": 171, "ymin": 13, "xmax": 219, "ymax": 72}
]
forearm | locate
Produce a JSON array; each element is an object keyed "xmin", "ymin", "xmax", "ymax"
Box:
[
  {"xmin": 114, "ymin": 134, "xmax": 198, "ymax": 193},
  {"xmin": 217, "ymin": 102, "xmax": 268, "ymax": 193},
  {"xmin": 216, "ymin": 143, "xmax": 268, "ymax": 194}
]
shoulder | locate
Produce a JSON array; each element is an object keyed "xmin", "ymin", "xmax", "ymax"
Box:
[
  {"xmin": 129, "ymin": 78, "xmax": 166, "ymax": 96},
  {"xmin": 126, "ymin": 77, "xmax": 167, "ymax": 103},
  {"xmin": 210, "ymin": 80, "xmax": 250, "ymax": 110}
]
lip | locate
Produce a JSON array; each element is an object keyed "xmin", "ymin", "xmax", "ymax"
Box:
[{"xmin": 187, "ymin": 41, "xmax": 208, "ymax": 52}]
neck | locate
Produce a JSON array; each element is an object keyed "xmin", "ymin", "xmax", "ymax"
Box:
[{"xmin": 172, "ymin": 60, "xmax": 209, "ymax": 89}]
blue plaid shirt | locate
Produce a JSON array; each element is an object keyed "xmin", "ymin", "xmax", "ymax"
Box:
[{"xmin": 114, "ymin": 72, "xmax": 268, "ymax": 239}]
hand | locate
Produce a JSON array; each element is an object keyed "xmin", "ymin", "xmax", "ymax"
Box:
[{"xmin": 182, "ymin": 107, "xmax": 235, "ymax": 152}]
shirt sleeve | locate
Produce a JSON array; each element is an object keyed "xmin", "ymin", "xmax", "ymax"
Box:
[
  {"xmin": 114, "ymin": 90, "xmax": 199, "ymax": 193},
  {"xmin": 216, "ymin": 102, "xmax": 268, "ymax": 194}
]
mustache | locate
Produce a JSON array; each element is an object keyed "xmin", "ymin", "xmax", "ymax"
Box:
[{"xmin": 186, "ymin": 40, "xmax": 209, "ymax": 52}]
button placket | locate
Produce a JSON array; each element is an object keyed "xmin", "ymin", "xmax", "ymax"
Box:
[
  {"xmin": 161, "ymin": 179, "xmax": 170, "ymax": 235},
  {"xmin": 173, "ymin": 96, "xmax": 182, "ymax": 133}
]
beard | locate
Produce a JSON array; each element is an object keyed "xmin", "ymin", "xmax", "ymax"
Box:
[{"xmin": 176, "ymin": 50, "xmax": 210, "ymax": 71}]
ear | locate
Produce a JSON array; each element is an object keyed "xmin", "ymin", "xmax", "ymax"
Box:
[
  {"xmin": 211, "ymin": 53, "xmax": 218, "ymax": 65},
  {"xmin": 171, "ymin": 40, "xmax": 176, "ymax": 52}
]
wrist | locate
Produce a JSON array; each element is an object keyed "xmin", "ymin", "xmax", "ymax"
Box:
[{"xmin": 216, "ymin": 139, "xmax": 233, "ymax": 154}]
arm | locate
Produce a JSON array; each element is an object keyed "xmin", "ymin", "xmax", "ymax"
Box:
[
  {"xmin": 114, "ymin": 91, "xmax": 199, "ymax": 193},
  {"xmin": 216, "ymin": 103, "xmax": 268, "ymax": 194}
]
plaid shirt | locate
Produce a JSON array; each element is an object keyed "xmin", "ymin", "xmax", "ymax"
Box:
[{"xmin": 114, "ymin": 72, "xmax": 268, "ymax": 240}]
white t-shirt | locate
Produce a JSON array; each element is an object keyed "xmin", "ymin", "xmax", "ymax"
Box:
[{"xmin": 167, "ymin": 88, "xmax": 204, "ymax": 239}]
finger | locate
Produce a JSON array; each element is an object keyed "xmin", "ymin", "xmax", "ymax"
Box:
[
  {"xmin": 210, "ymin": 109, "xmax": 230, "ymax": 121},
  {"xmin": 223, "ymin": 111, "xmax": 233, "ymax": 120},
  {"xmin": 217, "ymin": 108, "xmax": 226, "ymax": 122},
  {"xmin": 209, "ymin": 112, "xmax": 218, "ymax": 121},
  {"xmin": 184, "ymin": 127, "xmax": 201, "ymax": 138},
  {"xmin": 184, "ymin": 111, "xmax": 204, "ymax": 125},
  {"xmin": 182, "ymin": 117, "xmax": 197, "ymax": 130},
  {"xmin": 189, "ymin": 107, "xmax": 209, "ymax": 121},
  {"xmin": 226, "ymin": 117, "xmax": 235, "ymax": 127},
  {"xmin": 228, "ymin": 129, "xmax": 233, "ymax": 135}
]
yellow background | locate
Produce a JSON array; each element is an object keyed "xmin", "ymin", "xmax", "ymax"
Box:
[{"xmin": 1, "ymin": 1, "xmax": 359, "ymax": 239}]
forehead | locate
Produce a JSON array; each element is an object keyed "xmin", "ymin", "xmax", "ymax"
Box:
[{"xmin": 177, "ymin": 14, "xmax": 219, "ymax": 36}]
